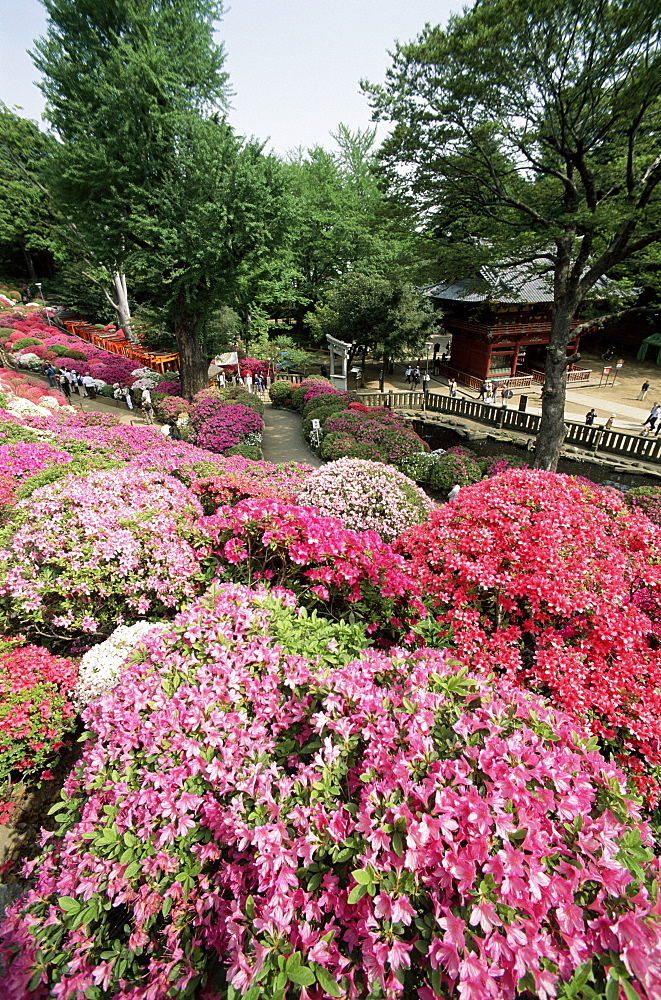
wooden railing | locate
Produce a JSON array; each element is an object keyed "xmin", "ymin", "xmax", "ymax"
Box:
[
  {"xmin": 358, "ymin": 390, "xmax": 661, "ymax": 465},
  {"xmin": 60, "ymin": 320, "xmax": 180, "ymax": 374}
]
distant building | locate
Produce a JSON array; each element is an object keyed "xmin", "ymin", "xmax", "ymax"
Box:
[{"xmin": 424, "ymin": 267, "xmax": 589, "ymax": 383}]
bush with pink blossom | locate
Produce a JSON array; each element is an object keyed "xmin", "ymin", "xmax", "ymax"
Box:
[
  {"xmin": 2, "ymin": 584, "xmax": 661, "ymax": 999},
  {"xmin": 296, "ymin": 457, "xmax": 434, "ymax": 542},
  {"xmin": 0, "ymin": 467, "xmax": 211, "ymax": 642}
]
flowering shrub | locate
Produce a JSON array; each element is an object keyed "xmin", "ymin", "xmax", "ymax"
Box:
[
  {"xmin": 73, "ymin": 621, "xmax": 169, "ymax": 709},
  {"xmin": 479, "ymin": 454, "xmax": 530, "ymax": 478},
  {"xmin": 396, "ymin": 450, "xmax": 439, "ymax": 483},
  {"xmin": 152, "ymin": 394, "xmax": 191, "ymax": 423},
  {"xmin": 0, "ymin": 641, "xmax": 77, "ymax": 785},
  {"xmin": 190, "ymin": 457, "xmax": 312, "ymax": 512},
  {"xmin": 3, "ymin": 591, "xmax": 661, "ymax": 999},
  {"xmin": 202, "ymin": 498, "xmax": 424, "ymax": 640},
  {"xmin": 195, "ymin": 401, "xmax": 264, "ymax": 456},
  {"xmin": 290, "ymin": 376, "xmax": 340, "ymax": 411},
  {"xmin": 324, "ymin": 410, "xmax": 429, "ymax": 466},
  {"xmin": 301, "ymin": 391, "xmax": 351, "ymax": 419},
  {"xmin": 0, "ymin": 468, "xmax": 211, "ymax": 641},
  {"xmin": 320, "ymin": 432, "xmax": 386, "ymax": 463},
  {"xmin": 627, "ymin": 485, "xmax": 661, "ymax": 526},
  {"xmin": 0, "ymin": 441, "xmax": 72, "ymax": 483},
  {"xmin": 396, "ymin": 469, "xmax": 661, "ymax": 807},
  {"xmin": 296, "ymin": 458, "xmax": 434, "ymax": 542}
]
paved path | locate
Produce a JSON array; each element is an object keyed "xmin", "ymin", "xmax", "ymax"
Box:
[{"xmin": 261, "ymin": 403, "xmax": 322, "ymax": 467}]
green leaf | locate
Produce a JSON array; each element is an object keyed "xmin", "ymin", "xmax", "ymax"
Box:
[
  {"xmin": 605, "ymin": 975, "xmax": 619, "ymax": 1000},
  {"xmin": 58, "ymin": 896, "xmax": 80, "ymax": 914},
  {"xmin": 351, "ymin": 868, "xmax": 372, "ymax": 885},
  {"xmin": 347, "ymin": 884, "xmax": 367, "ymax": 904},
  {"xmin": 621, "ymin": 978, "xmax": 642, "ymax": 1000},
  {"xmin": 314, "ymin": 964, "xmax": 344, "ymax": 997},
  {"xmin": 288, "ymin": 965, "xmax": 316, "ymax": 987}
]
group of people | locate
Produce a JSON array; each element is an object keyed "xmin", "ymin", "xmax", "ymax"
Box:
[
  {"xmin": 216, "ymin": 370, "xmax": 266, "ymax": 395},
  {"xmin": 479, "ymin": 379, "xmax": 514, "ymax": 405},
  {"xmin": 641, "ymin": 401, "xmax": 661, "ymax": 436},
  {"xmin": 43, "ymin": 364, "xmax": 97, "ymax": 399},
  {"xmin": 585, "ymin": 409, "xmax": 616, "ymax": 431},
  {"xmin": 404, "ymin": 366, "xmax": 432, "ymax": 393}
]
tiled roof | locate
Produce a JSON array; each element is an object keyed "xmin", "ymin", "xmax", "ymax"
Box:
[{"xmin": 424, "ymin": 266, "xmax": 610, "ymax": 304}]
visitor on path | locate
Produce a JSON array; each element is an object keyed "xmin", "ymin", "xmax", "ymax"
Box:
[
  {"xmin": 642, "ymin": 402, "xmax": 660, "ymax": 433},
  {"xmin": 585, "ymin": 408, "xmax": 597, "ymax": 425},
  {"xmin": 479, "ymin": 380, "xmax": 488, "ymax": 401},
  {"xmin": 141, "ymin": 400, "xmax": 155, "ymax": 424},
  {"xmin": 58, "ymin": 373, "xmax": 71, "ymax": 400},
  {"xmin": 604, "ymin": 414, "xmax": 615, "ymax": 431},
  {"xmin": 82, "ymin": 374, "xmax": 96, "ymax": 399},
  {"xmin": 412, "ymin": 368, "xmax": 421, "ymax": 390},
  {"xmin": 500, "ymin": 385, "xmax": 514, "ymax": 406},
  {"xmin": 638, "ymin": 381, "xmax": 651, "ymax": 400},
  {"xmin": 170, "ymin": 422, "xmax": 182, "ymax": 440},
  {"xmin": 405, "ymin": 365, "xmax": 412, "ymax": 384},
  {"xmin": 448, "ymin": 378, "xmax": 457, "ymax": 397},
  {"xmin": 42, "ymin": 363, "xmax": 54, "ymax": 387},
  {"xmin": 422, "ymin": 372, "xmax": 431, "ymax": 395},
  {"xmin": 245, "ymin": 372, "xmax": 253, "ymax": 393},
  {"xmin": 76, "ymin": 373, "xmax": 87, "ymax": 397},
  {"xmin": 141, "ymin": 387, "xmax": 152, "ymax": 405},
  {"xmin": 254, "ymin": 374, "xmax": 264, "ymax": 395},
  {"xmin": 216, "ymin": 372, "xmax": 226, "ymax": 388},
  {"xmin": 447, "ymin": 483, "xmax": 461, "ymax": 501},
  {"xmin": 122, "ymin": 385, "xmax": 134, "ymax": 410}
]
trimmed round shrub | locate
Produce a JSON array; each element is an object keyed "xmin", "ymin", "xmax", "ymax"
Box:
[
  {"xmin": 320, "ymin": 431, "xmax": 386, "ymax": 463},
  {"xmin": 290, "ymin": 376, "xmax": 338, "ymax": 411},
  {"xmin": 10, "ymin": 337, "xmax": 43, "ymax": 350},
  {"xmin": 224, "ymin": 444, "xmax": 263, "ymax": 460},
  {"xmin": 268, "ymin": 379, "xmax": 294, "ymax": 408},
  {"xmin": 296, "ymin": 457, "xmax": 434, "ymax": 541},
  {"xmin": 302, "ymin": 391, "xmax": 350, "ymax": 419},
  {"xmin": 153, "ymin": 394, "xmax": 191, "ymax": 423},
  {"xmin": 3, "ymin": 590, "xmax": 661, "ymax": 999},
  {"xmin": 302, "ymin": 402, "xmax": 350, "ymax": 442},
  {"xmin": 397, "ymin": 450, "xmax": 438, "ymax": 483},
  {"xmin": 428, "ymin": 448, "xmax": 482, "ymax": 492},
  {"xmin": 0, "ymin": 467, "xmax": 211, "ymax": 642}
]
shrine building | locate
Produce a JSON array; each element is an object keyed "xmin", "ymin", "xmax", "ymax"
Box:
[{"xmin": 424, "ymin": 267, "xmax": 586, "ymax": 386}]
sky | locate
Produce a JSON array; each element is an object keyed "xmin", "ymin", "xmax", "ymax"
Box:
[{"xmin": 0, "ymin": 0, "xmax": 458, "ymax": 156}]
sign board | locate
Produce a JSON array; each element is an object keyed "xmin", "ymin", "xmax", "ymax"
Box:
[
  {"xmin": 213, "ymin": 351, "xmax": 239, "ymax": 367},
  {"xmin": 311, "ymin": 419, "xmax": 321, "ymax": 430},
  {"xmin": 603, "ymin": 367, "xmax": 611, "ymax": 376},
  {"xmin": 616, "ymin": 361, "xmax": 624, "ymax": 369}
]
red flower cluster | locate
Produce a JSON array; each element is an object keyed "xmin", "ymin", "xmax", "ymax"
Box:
[{"xmin": 397, "ymin": 469, "xmax": 661, "ymax": 804}]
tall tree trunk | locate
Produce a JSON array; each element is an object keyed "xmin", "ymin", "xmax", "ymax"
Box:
[
  {"xmin": 22, "ymin": 246, "xmax": 38, "ymax": 282},
  {"xmin": 533, "ymin": 298, "xmax": 579, "ymax": 471},
  {"xmin": 112, "ymin": 271, "xmax": 136, "ymax": 343},
  {"xmin": 173, "ymin": 313, "xmax": 209, "ymax": 401}
]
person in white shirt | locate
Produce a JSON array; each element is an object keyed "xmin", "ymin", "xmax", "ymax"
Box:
[{"xmin": 447, "ymin": 483, "xmax": 461, "ymax": 501}]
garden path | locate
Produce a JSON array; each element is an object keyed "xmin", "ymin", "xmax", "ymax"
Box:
[{"xmin": 261, "ymin": 401, "xmax": 322, "ymax": 467}]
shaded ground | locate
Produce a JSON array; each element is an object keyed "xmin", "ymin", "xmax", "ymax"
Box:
[{"xmin": 261, "ymin": 402, "xmax": 322, "ymax": 467}]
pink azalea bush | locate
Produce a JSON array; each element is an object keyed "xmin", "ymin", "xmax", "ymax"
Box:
[
  {"xmin": 323, "ymin": 410, "xmax": 429, "ymax": 466},
  {"xmin": 201, "ymin": 497, "xmax": 425, "ymax": 641},
  {"xmin": 396, "ymin": 469, "xmax": 661, "ymax": 807},
  {"xmin": 2, "ymin": 584, "xmax": 661, "ymax": 999},
  {"xmin": 0, "ymin": 467, "xmax": 211, "ymax": 641},
  {"xmin": 191, "ymin": 389, "xmax": 264, "ymax": 455},
  {"xmin": 295, "ymin": 457, "xmax": 434, "ymax": 542}
]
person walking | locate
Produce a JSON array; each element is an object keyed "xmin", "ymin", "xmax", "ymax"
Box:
[
  {"xmin": 638, "ymin": 381, "xmax": 651, "ymax": 400},
  {"xmin": 643, "ymin": 402, "xmax": 660, "ymax": 433},
  {"xmin": 58, "ymin": 372, "xmax": 71, "ymax": 400},
  {"xmin": 122, "ymin": 385, "xmax": 134, "ymax": 410},
  {"xmin": 141, "ymin": 387, "xmax": 152, "ymax": 406},
  {"xmin": 585, "ymin": 408, "xmax": 597, "ymax": 425},
  {"xmin": 412, "ymin": 368, "xmax": 420, "ymax": 390},
  {"xmin": 77, "ymin": 373, "xmax": 87, "ymax": 397},
  {"xmin": 423, "ymin": 371, "xmax": 430, "ymax": 396},
  {"xmin": 141, "ymin": 399, "xmax": 155, "ymax": 424},
  {"xmin": 82, "ymin": 374, "xmax": 96, "ymax": 399},
  {"xmin": 479, "ymin": 380, "xmax": 488, "ymax": 401},
  {"xmin": 604, "ymin": 414, "xmax": 615, "ymax": 431},
  {"xmin": 405, "ymin": 365, "xmax": 412, "ymax": 384},
  {"xmin": 448, "ymin": 378, "xmax": 457, "ymax": 397}
]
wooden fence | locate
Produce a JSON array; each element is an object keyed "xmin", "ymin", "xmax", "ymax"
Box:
[{"xmin": 359, "ymin": 390, "xmax": 661, "ymax": 465}]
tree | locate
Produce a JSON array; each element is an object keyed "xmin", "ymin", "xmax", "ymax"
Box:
[
  {"xmin": 33, "ymin": 0, "xmax": 288, "ymax": 398},
  {"xmin": 0, "ymin": 105, "xmax": 61, "ymax": 284},
  {"xmin": 366, "ymin": 0, "xmax": 661, "ymax": 469},
  {"xmin": 308, "ymin": 273, "xmax": 437, "ymax": 390}
]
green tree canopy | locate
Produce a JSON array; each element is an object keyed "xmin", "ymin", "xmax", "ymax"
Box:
[
  {"xmin": 32, "ymin": 0, "xmax": 288, "ymax": 397},
  {"xmin": 367, "ymin": 0, "xmax": 661, "ymax": 469},
  {"xmin": 308, "ymin": 272, "xmax": 437, "ymax": 390}
]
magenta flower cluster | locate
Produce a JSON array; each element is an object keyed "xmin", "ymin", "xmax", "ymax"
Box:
[{"xmin": 191, "ymin": 390, "xmax": 263, "ymax": 455}]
